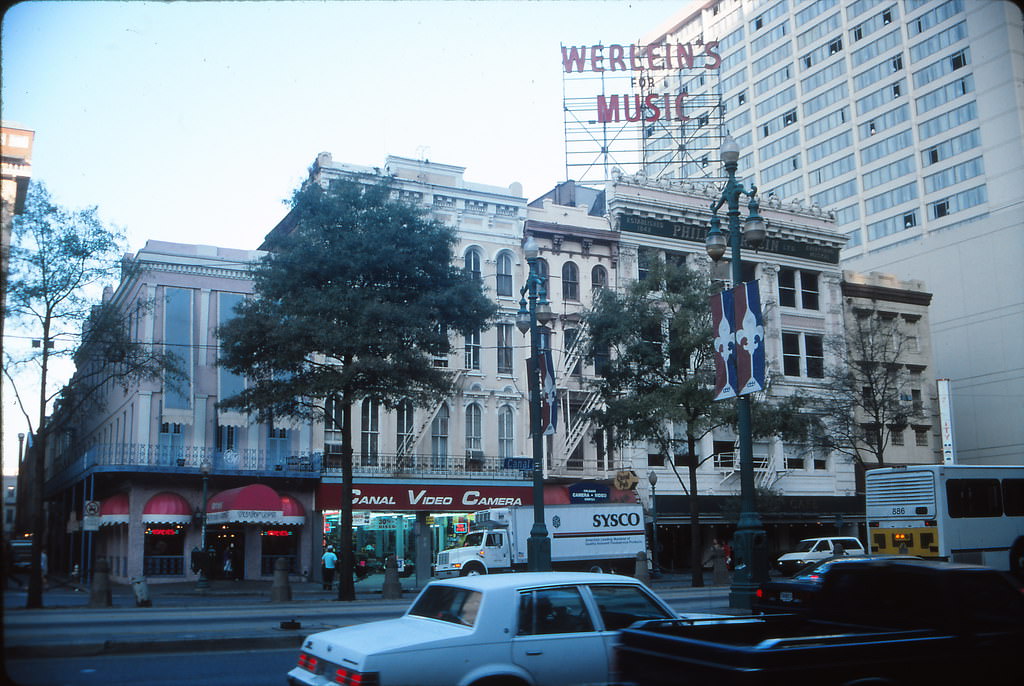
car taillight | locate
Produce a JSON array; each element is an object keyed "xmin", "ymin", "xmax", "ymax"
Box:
[
  {"xmin": 297, "ymin": 652, "xmax": 318, "ymax": 673},
  {"xmin": 334, "ymin": 666, "xmax": 380, "ymax": 686},
  {"xmin": 755, "ymin": 587, "xmax": 764, "ymax": 598}
]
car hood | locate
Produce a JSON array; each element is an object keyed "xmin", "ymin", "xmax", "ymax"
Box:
[{"xmin": 301, "ymin": 616, "xmax": 474, "ymax": 662}]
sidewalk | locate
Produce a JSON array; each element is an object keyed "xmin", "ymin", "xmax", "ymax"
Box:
[{"xmin": 2, "ymin": 572, "xmax": 732, "ymax": 659}]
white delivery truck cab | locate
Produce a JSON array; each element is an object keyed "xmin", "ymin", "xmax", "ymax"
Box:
[{"xmin": 435, "ymin": 503, "xmax": 646, "ymax": 577}]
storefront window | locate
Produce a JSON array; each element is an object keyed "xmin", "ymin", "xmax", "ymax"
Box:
[
  {"xmin": 143, "ymin": 525, "xmax": 185, "ymax": 576},
  {"xmin": 260, "ymin": 528, "xmax": 299, "ymax": 575}
]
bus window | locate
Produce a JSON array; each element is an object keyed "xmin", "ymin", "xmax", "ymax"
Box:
[
  {"xmin": 946, "ymin": 479, "xmax": 1002, "ymax": 518},
  {"xmin": 1002, "ymin": 479, "xmax": 1024, "ymax": 516}
]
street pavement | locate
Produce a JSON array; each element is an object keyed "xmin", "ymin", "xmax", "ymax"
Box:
[{"xmin": 3, "ymin": 571, "xmax": 733, "ymax": 659}]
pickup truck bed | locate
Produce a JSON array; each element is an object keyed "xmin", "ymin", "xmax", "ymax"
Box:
[{"xmin": 615, "ymin": 560, "xmax": 1024, "ymax": 686}]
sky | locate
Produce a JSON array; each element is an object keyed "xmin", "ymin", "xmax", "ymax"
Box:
[{"xmin": 1, "ymin": 0, "xmax": 685, "ymax": 474}]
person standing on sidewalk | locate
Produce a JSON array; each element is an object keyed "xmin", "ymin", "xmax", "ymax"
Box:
[{"xmin": 321, "ymin": 546, "xmax": 338, "ymax": 590}]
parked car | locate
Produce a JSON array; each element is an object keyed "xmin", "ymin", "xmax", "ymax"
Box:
[
  {"xmin": 287, "ymin": 571, "xmax": 699, "ymax": 686},
  {"xmin": 755, "ymin": 555, "xmax": 921, "ymax": 614},
  {"xmin": 774, "ymin": 536, "xmax": 865, "ymax": 576}
]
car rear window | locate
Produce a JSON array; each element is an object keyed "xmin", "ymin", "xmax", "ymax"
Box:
[{"xmin": 409, "ymin": 586, "xmax": 482, "ymax": 627}]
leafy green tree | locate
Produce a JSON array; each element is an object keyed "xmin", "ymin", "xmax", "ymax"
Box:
[
  {"xmin": 585, "ymin": 258, "xmax": 815, "ymax": 586},
  {"xmin": 4, "ymin": 182, "xmax": 182, "ymax": 608},
  {"xmin": 218, "ymin": 175, "xmax": 497, "ymax": 600}
]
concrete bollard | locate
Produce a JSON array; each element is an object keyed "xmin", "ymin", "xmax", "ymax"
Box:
[
  {"xmin": 634, "ymin": 551, "xmax": 651, "ymax": 585},
  {"xmin": 271, "ymin": 557, "xmax": 292, "ymax": 602},
  {"xmin": 131, "ymin": 576, "xmax": 152, "ymax": 607},
  {"xmin": 382, "ymin": 554, "xmax": 402, "ymax": 600},
  {"xmin": 88, "ymin": 558, "xmax": 113, "ymax": 608}
]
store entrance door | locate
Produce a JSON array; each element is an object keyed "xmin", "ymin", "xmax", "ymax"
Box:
[{"xmin": 209, "ymin": 527, "xmax": 244, "ymax": 579}]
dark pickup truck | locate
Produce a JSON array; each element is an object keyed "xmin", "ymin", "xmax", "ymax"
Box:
[{"xmin": 616, "ymin": 559, "xmax": 1023, "ymax": 686}]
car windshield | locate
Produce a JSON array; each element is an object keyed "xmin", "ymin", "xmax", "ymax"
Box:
[
  {"xmin": 794, "ymin": 540, "xmax": 817, "ymax": 552},
  {"xmin": 409, "ymin": 585, "xmax": 483, "ymax": 627}
]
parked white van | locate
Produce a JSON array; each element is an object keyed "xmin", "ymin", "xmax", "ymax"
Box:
[{"xmin": 774, "ymin": 536, "xmax": 865, "ymax": 576}]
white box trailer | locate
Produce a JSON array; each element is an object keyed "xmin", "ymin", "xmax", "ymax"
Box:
[{"xmin": 435, "ymin": 503, "xmax": 646, "ymax": 577}]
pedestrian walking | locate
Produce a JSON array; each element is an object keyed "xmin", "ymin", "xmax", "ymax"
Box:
[{"xmin": 321, "ymin": 546, "xmax": 338, "ymax": 590}]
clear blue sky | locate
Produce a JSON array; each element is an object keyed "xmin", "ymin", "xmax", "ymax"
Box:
[{"xmin": 1, "ymin": 0, "xmax": 683, "ymax": 473}]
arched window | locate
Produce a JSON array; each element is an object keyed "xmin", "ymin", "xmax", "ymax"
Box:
[
  {"xmin": 496, "ymin": 252, "xmax": 514, "ymax": 297},
  {"xmin": 592, "ymin": 265, "xmax": 608, "ymax": 290},
  {"xmin": 498, "ymin": 406, "xmax": 515, "ymax": 460},
  {"xmin": 431, "ymin": 404, "xmax": 449, "ymax": 470},
  {"xmin": 465, "ymin": 403, "xmax": 483, "ymax": 453},
  {"xmin": 361, "ymin": 398, "xmax": 379, "ymax": 466},
  {"xmin": 535, "ymin": 258, "xmax": 549, "ymax": 292},
  {"xmin": 562, "ymin": 262, "xmax": 579, "ymax": 301},
  {"xmin": 464, "ymin": 249, "xmax": 482, "ymax": 281}
]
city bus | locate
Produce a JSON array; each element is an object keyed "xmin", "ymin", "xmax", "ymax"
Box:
[{"xmin": 865, "ymin": 464, "xmax": 1024, "ymax": 577}]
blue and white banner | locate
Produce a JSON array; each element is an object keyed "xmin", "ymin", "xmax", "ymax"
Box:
[{"xmin": 710, "ymin": 280, "xmax": 765, "ymax": 400}]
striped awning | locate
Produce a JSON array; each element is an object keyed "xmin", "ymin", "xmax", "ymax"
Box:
[
  {"xmin": 100, "ymin": 493, "xmax": 130, "ymax": 526},
  {"xmin": 207, "ymin": 484, "xmax": 284, "ymax": 525},
  {"xmin": 142, "ymin": 492, "xmax": 193, "ymax": 525}
]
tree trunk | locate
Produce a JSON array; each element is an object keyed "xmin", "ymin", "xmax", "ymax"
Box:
[
  {"xmin": 27, "ymin": 316, "xmax": 51, "ymax": 608},
  {"xmin": 687, "ymin": 436, "xmax": 705, "ymax": 588},
  {"xmin": 336, "ymin": 387, "xmax": 356, "ymax": 601}
]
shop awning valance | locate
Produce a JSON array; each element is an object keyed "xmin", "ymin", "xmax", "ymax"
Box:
[
  {"xmin": 207, "ymin": 484, "xmax": 284, "ymax": 525},
  {"xmin": 279, "ymin": 494, "xmax": 305, "ymax": 526},
  {"xmin": 100, "ymin": 493, "xmax": 130, "ymax": 526},
  {"xmin": 142, "ymin": 492, "xmax": 193, "ymax": 525}
]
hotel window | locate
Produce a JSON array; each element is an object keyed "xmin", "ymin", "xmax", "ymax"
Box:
[
  {"xmin": 562, "ymin": 262, "xmax": 579, "ymax": 301},
  {"xmin": 431, "ymin": 404, "xmax": 449, "ymax": 470},
  {"xmin": 215, "ymin": 424, "xmax": 236, "ymax": 453},
  {"xmin": 909, "ymin": 21, "xmax": 967, "ymax": 64},
  {"xmin": 908, "ymin": 0, "xmax": 964, "ymax": 37},
  {"xmin": 796, "ymin": 0, "xmax": 838, "ymax": 27},
  {"xmin": 923, "ymin": 157, "xmax": 984, "ymax": 194},
  {"xmin": 891, "ymin": 427, "xmax": 905, "ymax": 446},
  {"xmin": 465, "ymin": 330, "xmax": 481, "ymax": 371},
  {"xmin": 778, "ymin": 269, "xmax": 820, "ymax": 310},
  {"xmin": 498, "ymin": 405, "xmax": 515, "ymax": 459},
  {"xmin": 535, "ymin": 258, "xmax": 549, "ymax": 291},
  {"xmin": 464, "ymin": 248, "xmax": 482, "ymax": 281},
  {"xmin": 159, "ymin": 422, "xmax": 184, "ymax": 456},
  {"xmin": 865, "ymin": 181, "xmax": 918, "ymax": 216},
  {"xmin": 465, "ymin": 403, "xmax": 483, "ymax": 453},
  {"xmin": 496, "ymin": 252, "xmax": 514, "ymax": 297},
  {"xmin": 782, "ymin": 332, "xmax": 825, "ymax": 378},
  {"xmin": 918, "ymin": 101, "xmax": 977, "ymax": 141},
  {"xmin": 592, "ymin": 265, "xmax": 607, "ymax": 290},
  {"xmin": 163, "ymin": 288, "xmax": 192, "ymax": 410},
  {"xmin": 915, "ymin": 429, "xmax": 929, "ymax": 447},
  {"xmin": 268, "ymin": 426, "xmax": 289, "ymax": 463},
  {"xmin": 928, "ymin": 185, "xmax": 986, "ymax": 220},
  {"xmin": 862, "ymin": 156, "xmax": 916, "ymax": 190},
  {"xmin": 360, "ymin": 399, "xmax": 379, "ymax": 466},
  {"xmin": 496, "ymin": 324, "xmax": 514, "ymax": 374},
  {"xmin": 397, "ymin": 400, "xmax": 414, "ymax": 451},
  {"xmin": 921, "ymin": 128, "xmax": 980, "ymax": 167}
]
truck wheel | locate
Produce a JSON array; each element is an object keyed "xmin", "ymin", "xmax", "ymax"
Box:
[
  {"xmin": 1010, "ymin": 538, "xmax": 1024, "ymax": 580},
  {"xmin": 461, "ymin": 563, "xmax": 486, "ymax": 576}
]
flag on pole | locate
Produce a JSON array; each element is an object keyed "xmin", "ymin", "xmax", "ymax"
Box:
[
  {"xmin": 734, "ymin": 280, "xmax": 766, "ymax": 395},
  {"xmin": 710, "ymin": 280, "xmax": 765, "ymax": 400},
  {"xmin": 710, "ymin": 289, "xmax": 737, "ymax": 400},
  {"xmin": 539, "ymin": 348, "xmax": 558, "ymax": 435}
]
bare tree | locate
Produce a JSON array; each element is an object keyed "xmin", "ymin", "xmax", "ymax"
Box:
[
  {"xmin": 812, "ymin": 305, "xmax": 922, "ymax": 468},
  {"xmin": 4, "ymin": 182, "xmax": 181, "ymax": 608}
]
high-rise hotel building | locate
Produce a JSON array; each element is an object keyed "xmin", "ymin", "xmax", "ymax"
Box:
[{"xmin": 642, "ymin": 0, "xmax": 1024, "ymax": 465}]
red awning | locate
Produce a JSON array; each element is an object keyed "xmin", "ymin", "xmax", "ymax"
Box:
[
  {"xmin": 207, "ymin": 484, "xmax": 284, "ymax": 525},
  {"xmin": 100, "ymin": 493, "xmax": 130, "ymax": 526},
  {"xmin": 279, "ymin": 494, "xmax": 305, "ymax": 526},
  {"xmin": 142, "ymin": 492, "xmax": 193, "ymax": 525}
]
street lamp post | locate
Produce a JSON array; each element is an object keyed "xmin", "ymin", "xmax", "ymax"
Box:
[
  {"xmin": 705, "ymin": 134, "xmax": 769, "ymax": 610},
  {"xmin": 196, "ymin": 461, "xmax": 211, "ymax": 590},
  {"xmin": 517, "ymin": 236, "xmax": 554, "ymax": 572},
  {"xmin": 648, "ymin": 471, "xmax": 660, "ymax": 577}
]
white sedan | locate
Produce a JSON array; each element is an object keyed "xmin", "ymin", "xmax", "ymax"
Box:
[{"xmin": 287, "ymin": 572, "xmax": 686, "ymax": 686}]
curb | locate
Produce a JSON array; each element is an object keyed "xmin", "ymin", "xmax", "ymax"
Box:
[{"xmin": 6, "ymin": 632, "xmax": 307, "ymax": 659}]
